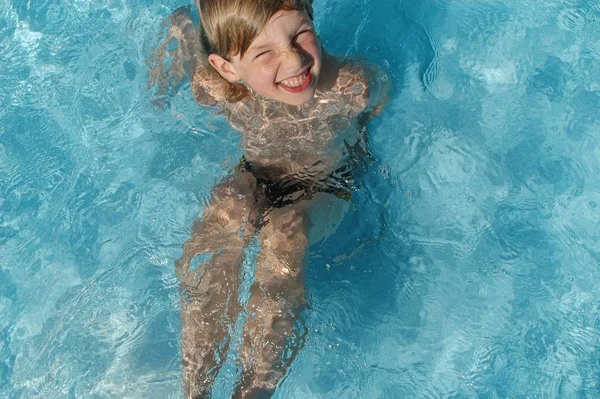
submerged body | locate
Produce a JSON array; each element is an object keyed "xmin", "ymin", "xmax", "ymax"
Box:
[
  {"xmin": 151, "ymin": 4, "xmax": 388, "ymax": 398},
  {"xmin": 212, "ymin": 52, "xmax": 376, "ymax": 205}
]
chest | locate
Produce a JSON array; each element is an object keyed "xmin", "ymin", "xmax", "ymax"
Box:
[{"xmin": 228, "ymin": 92, "xmax": 361, "ymax": 161}]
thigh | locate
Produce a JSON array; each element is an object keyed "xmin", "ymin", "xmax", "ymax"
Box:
[
  {"xmin": 177, "ymin": 170, "xmax": 265, "ymax": 283},
  {"xmin": 305, "ymin": 192, "xmax": 351, "ymax": 243},
  {"xmin": 254, "ymin": 203, "xmax": 308, "ymax": 290}
]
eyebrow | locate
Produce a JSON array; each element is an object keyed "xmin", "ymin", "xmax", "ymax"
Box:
[
  {"xmin": 248, "ymin": 43, "xmax": 271, "ymax": 53},
  {"xmin": 247, "ymin": 18, "xmax": 310, "ymax": 54}
]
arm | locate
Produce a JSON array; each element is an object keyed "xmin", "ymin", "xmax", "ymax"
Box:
[
  {"xmin": 148, "ymin": 6, "xmax": 227, "ymax": 107},
  {"xmin": 369, "ymin": 63, "xmax": 392, "ymax": 116}
]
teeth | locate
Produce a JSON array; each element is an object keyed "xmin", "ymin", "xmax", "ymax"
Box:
[{"xmin": 279, "ymin": 71, "xmax": 308, "ymax": 87}]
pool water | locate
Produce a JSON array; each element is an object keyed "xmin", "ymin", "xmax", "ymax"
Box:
[{"xmin": 2, "ymin": 0, "xmax": 600, "ymax": 397}]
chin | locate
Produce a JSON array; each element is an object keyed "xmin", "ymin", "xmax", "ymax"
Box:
[
  {"xmin": 282, "ymin": 94, "xmax": 315, "ymax": 106},
  {"xmin": 275, "ymin": 70, "xmax": 319, "ymax": 106},
  {"xmin": 280, "ymin": 84, "xmax": 318, "ymax": 106}
]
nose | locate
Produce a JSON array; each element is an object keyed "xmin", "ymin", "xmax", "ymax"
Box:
[{"xmin": 281, "ymin": 45, "xmax": 309, "ymax": 71}]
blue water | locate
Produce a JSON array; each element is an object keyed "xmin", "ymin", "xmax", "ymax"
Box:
[{"xmin": 2, "ymin": 0, "xmax": 600, "ymax": 397}]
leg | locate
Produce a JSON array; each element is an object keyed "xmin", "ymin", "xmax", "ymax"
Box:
[
  {"xmin": 234, "ymin": 204, "xmax": 309, "ymax": 399},
  {"xmin": 177, "ymin": 171, "xmax": 264, "ymax": 399}
]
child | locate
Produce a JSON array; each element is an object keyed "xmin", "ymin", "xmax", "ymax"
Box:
[{"xmin": 150, "ymin": 1, "xmax": 388, "ymax": 397}]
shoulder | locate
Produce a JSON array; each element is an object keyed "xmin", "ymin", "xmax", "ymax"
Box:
[
  {"xmin": 336, "ymin": 59, "xmax": 372, "ymax": 90},
  {"xmin": 329, "ymin": 56, "xmax": 391, "ymax": 118},
  {"xmin": 192, "ymin": 64, "xmax": 253, "ymax": 107},
  {"xmin": 336, "ymin": 60, "xmax": 371, "ymax": 110},
  {"xmin": 191, "ymin": 64, "xmax": 228, "ymax": 106}
]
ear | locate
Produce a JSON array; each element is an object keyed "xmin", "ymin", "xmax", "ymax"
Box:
[{"xmin": 208, "ymin": 54, "xmax": 240, "ymax": 83}]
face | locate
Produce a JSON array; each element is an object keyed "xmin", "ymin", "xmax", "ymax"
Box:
[{"xmin": 210, "ymin": 9, "xmax": 322, "ymax": 106}]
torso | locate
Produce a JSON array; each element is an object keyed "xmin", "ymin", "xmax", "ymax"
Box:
[{"xmin": 221, "ymin": 60, "xmax": 371, "ymax": 177}]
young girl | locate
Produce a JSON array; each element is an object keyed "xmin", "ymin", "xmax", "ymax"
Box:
[{"xmin": 150, "ymin": 1, "xmax": 388, "ymax": 397}]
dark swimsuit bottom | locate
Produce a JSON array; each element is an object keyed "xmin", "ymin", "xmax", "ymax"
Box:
[
  {"xmin": 235, "ymin": 156, "xmax": 354, "ymax": 209},
  {"xmin": 235, "ymin": 116, "xmax": 374, "ymax": 209}
]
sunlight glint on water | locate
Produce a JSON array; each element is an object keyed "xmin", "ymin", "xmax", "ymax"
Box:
[{"xmin": 1, "ymin": 0, "xmax": 600, "ymax": 397}]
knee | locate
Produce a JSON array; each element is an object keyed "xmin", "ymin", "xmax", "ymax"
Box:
[
  {"xmin": 248, "ymin": 279, "xmax": 305, "ymax": 311},
  {"xmin": 179, "ymin": 266, "xmax": 220, "ymax": 300}
]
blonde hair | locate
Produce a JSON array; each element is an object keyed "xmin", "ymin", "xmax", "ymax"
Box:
[{"xmin": 195, "ymin": 0, "xmax": 314, "ymax": 102}]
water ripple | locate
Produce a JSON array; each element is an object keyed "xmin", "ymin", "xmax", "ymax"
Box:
[{"xmin": 3, "ymin": 0, "xmax": 600, "ymax": 397}]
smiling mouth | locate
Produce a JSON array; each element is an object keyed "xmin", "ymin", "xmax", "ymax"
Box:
[{"xmin": 277, "ymin": 69, "xmax": 312, "ymax": 93}]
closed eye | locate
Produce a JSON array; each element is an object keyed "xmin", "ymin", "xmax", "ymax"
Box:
[
  {"xmin": 254, "ymin": 50, "xmax": 271, "ymax": 60},
  {"xmin": 294, "ymin": 29, "xmax": 311, "ymax": 41}
]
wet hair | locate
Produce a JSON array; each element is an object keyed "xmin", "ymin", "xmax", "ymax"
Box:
[
  {"xmin": 195, "ymin": 0, "xmax": 314, "ymax": 102},
  {"xmin": 197, "ymin": 0, "xmax": 313, "ymax": 58}
]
